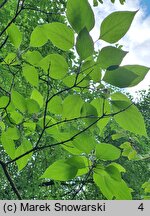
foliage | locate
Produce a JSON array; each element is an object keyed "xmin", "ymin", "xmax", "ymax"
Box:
[
  {"xmin": 0, "ymin": 0, "xmax": 149, "ymax": 200},
  {"xmin": 93, "ymin": 0, "xmax": 126, "ymax": 7}
]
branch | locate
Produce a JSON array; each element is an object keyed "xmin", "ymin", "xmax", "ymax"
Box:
[
  {"xmin": 45, "ymin": 115, "xmax": 98, "ymax": 129},
  {"xmin": 0, "ymin": 160, "xmax": 22, "ymax": 199},
  {"xmin": 0, "ymin": 0, "xmax": 24, "ymax": 37},
  {"xmin": 0, "ymin": 85, "xmax": 10, "ymax": 95},
  {"xmin": 43, "ymin": 64, "xmax": 51, "ymax": 128},
  {"xmin": 72, "ymin": 165, "xmax": 94, "ymax": 199},
  {"xmin": 6, "ymin": 103, "xmax": 133, "ymax": 165},
  {"xmin": 0, "ymin": 36, "xmax": 8, "ymax": 50},
  {"xmin": 0, "ymin": 0, "xmax": 8, "ymax": 9}
]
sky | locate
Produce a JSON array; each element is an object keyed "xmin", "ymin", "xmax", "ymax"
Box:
[{"xmin": 89, "ymin": 0, "xmax": 150, "ymax": 97}]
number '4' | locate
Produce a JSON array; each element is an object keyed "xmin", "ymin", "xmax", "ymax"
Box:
[{"xmin": 138, "ymin": 203, "xmax": 144, "ymax": 211}]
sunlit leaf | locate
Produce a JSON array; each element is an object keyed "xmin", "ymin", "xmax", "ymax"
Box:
[
  {"xmin": 97, "ymin": 46, "xmax": 128, "ymax": 69},
  {"xmin": 30, "ymin": 25, "xmax": 48, "ymax": 47},
  {"xmin": 62, "ymin": 95, "xmax": 84, "ymax": 119},
  {"xmin": 44, "ymin": 22, "xmax": 74, "ymax": 51},
  {"xmin": 31, "ymin": 89, "xmax": 43, "ymax": 108},
  {"xmin": 7, "ymin": 23, "xmax": 22, "ymax": 48},
  {"xmin": 100, "ymin": 11, "xmax": 137, "ymax": 43},
  {"xmin": 76, "ymin": 27, "xmax": 94, "ymax": 60},
  {"xmin": 23, "ymin": 64, "xmax": 39, "ymax": 87},
  {"xmin": 111, "ymin": 93, "xmax": 147, "ymax": 136},
  {"xmin": 48, "ymin": 96, "xmax": 62, "ymax": 115},
  {"xmin": 39, "ymin": 54, "xmax": 68, "ymax": 79},
  {"xmin": 0, "ymin": 96, "xmax": 9, "ymax": 108},
  {"xmin": 1, "ymin": 132, "xmax": 15, "ymax": 159},
  {"xmin": 11, "ymin": 90, "xmax": 27, "ymax": 112},
  {"xmin": 41, "ymin": 160, "xmax": 78, "ymax": 181},
  {"xmin": 15, "ymin": 139, "xmax": 33, "ymax": 171},
  {"xmin": 96, "ymin": 143, "xmax": 121, "ymax": 160},
  {"xmin": 67, "ymin": 0, "xmax": 95, "ymax": 33}
]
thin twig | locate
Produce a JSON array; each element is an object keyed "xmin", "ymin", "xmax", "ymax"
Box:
[
  {"xmin": 0, "ymin": 0, "xmax": 8, "ymax": 9},
  {"xmin": 72, "ymin": 165, "xmax": 95, "ymax": 199},
  {"xmin": 0, "ymin": 36, "xmax": 8, "ymax": 50},
  {"xmin": 0, "ymin": 0, "xmax": 24, "ymax": 37},
  {"xmin": 0, "ymin": 160, "xmax": 22, "ymax": 199}
]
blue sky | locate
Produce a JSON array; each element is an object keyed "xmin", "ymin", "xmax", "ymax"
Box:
[
  {"xmin": 143, "ymin": 0, "xmax": 150, "ymax": 9},
  {"xmin": 142, "ymin": 0, "xmax": 150, "ymax": 15},
  {"xmin": 90, "ymin": 0, "xmax": 150, "ymax": 96}
]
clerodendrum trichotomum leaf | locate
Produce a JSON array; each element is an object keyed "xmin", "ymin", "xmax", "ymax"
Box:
[
  {"xmin": 111, "ymin": 93, "xmax": 147, "ymax": 137},
  {"xmin": 76, "ymin": 27, "xmax": 94, "ymax": 60},
  {"xmin": 100, "ymin": 11, "xmax": 137, "ymax": 43},
  {"xmin": 44, "ymin": 22, "xmax": 74, "ymax": 51},
  {"xmin": 67, "ymin": 0, "xmax": 95, "ymax": 33}
]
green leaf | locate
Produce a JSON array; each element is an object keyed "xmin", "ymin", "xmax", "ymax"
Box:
[
  {"xmin": 2, "ymin": 53, "xmax": 18, "ymax": 65},
  {"xmin": 40, "ymin": 160, "xmax": 78, "ymax": 181},
  {"xmin": 30, "ymin": 25, "xmax": 48, "ymax": 47},
  {"xmin": 120, "ymin": 142, "xmax": 137, "ymax": 160},
  {"xmin": 114, "ymin": 180, "xmax": 132, "ymax": 200},
  {"xmin": 103, "ymin": 66, "xmax": 138, "ymax": 88},
  {"xmin": 94, "ymin": 165, "xmax": 132, "ymax": 199},
  {"xmin": 96, "ymin": 143, "xmax": 121, "ymax": 160},
  {"xmin": 73, "ymin": 133, "xmax": 96, "ymax": 154},
  {"xmin": 110, "ymin": 162, "xmax": 126, "ymax": 173},
  {"xmin": 1, "ymin": 132, "xmax": 15, "ymax": 159},
  {"xmin": 93, "ymin": 168, "xmax": 113, "ymax": 199},
  {"xmin": 26, "ymin": 99, "xmax": 40, "ymax": 114},
  {"xmin": 6, "ymin": 101, "xmax": 15, "ymax": 113},
  {"xmin": 66, "ymin": 156, "xmax": 86, "ymax": 169},
  {"xmin": 44, "ymin": 22, "xmax": 74, "ymax": 51},
  {"xmin": 11, "ymin": 90, "xmax": 27, "ymax": 112},
  {"xmin": 31, "ymin": 89, "xmax": 43, "ymax": 108},
  {"xmin": 97, "ymin": 46, "xmax": 128, "ymax": 69},
  {"xmin": 76, "ymin": 28, "xmax": 94, "ymax": 60},
  {"xmin": 112, "ymin": 133, "xmax": 124, "ymax": 140},
  {"xmin": 91, "ymin": 98, "xmax": 110, "ymax": 132},
  {"xmin": 23, "ymin": 122, "xmax": 36, "ymax": 132},
  {"xmin": 90, "ymin": 65, "xmax": 102, "ymax": 82},
  {"xmin": 6, "ymin": 127, "xmax": 20, "ymax": 140},
  {"xmin": 111, "ymin": 93, "xmax": 147, "ymax": 136},
  {"xmin": 0, "ymin": 121, "xmax": 5, "ymax": 131},
  {"xmin": 22, "ymin": 51, "xmax": 43, "ymax": 66},
  {"xmin": 0, "ymin": 96, "xmax": 9, "ymax": 108},
  {"xmin": 66, "ymin": 0, "xmax": 95, "ymax": 33},
  {"xmin": 23, "ymin": 64, "xmax": 39, "ymax": 87},
  {"xmin": 10, "ymin": 111, "xmax": 23, "ymax": 124},
  {"xmin": 39, "ymin": 54, "xmax": 68, "ymax": 79},
  {"xmin": 142, "ymin": 182, "xmax": 150, "ymax": 193},
  {"xmin": 119, "ymin": 0, "xmax": 126, "ymax": 4},
  {"xmin": 105, "ymin": 164, "xmax": 122, "ymax": 181},
  {"xmin": 81, "ymin": 60, "xmax": 101, "ymax": 82},
  {"xmin": 100, "ymin": 11, "xmax": 137, "ymax": 43},
  {"xmin": 62, "ymin": 95, "xmax": 84, "ymax": 119},
  {"xmin": 23, "ymin": 122, "xmax": 36, "ymax": 135},
  {"xmin": 93, "ymin": 0, "xmax": 98, "ymax": 7},
  {"xmin": 81, "ymin": 102, "xmax": 98, "ymax": 126},
  {"xmin": 48, "ymin": 96, "xmax": 62, "ymax": 115},
  {"xmin": 15, "ymin": 139, "xmax": 33, "ymax": 171},
  {"xmin": 53, "ymin": 132, "xmax": 82, "ymax": 155},
  {"xmin": 63, "ymin": 74, "xmax": 76, "ymax": 87},
  {"xmin": 76, "ymin": 157, "xmax": 90, "ymax": 176},
  {"xmin": 38, "ymin": 116, "xmax": 59, "ymax": 134},
  {"xmin": 121, "ymin": 65, "xmax": 150, "ymax": 87},
  {"xmin": 7, "ymin": 23, "xmax": 22, "ymax": 48}
]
